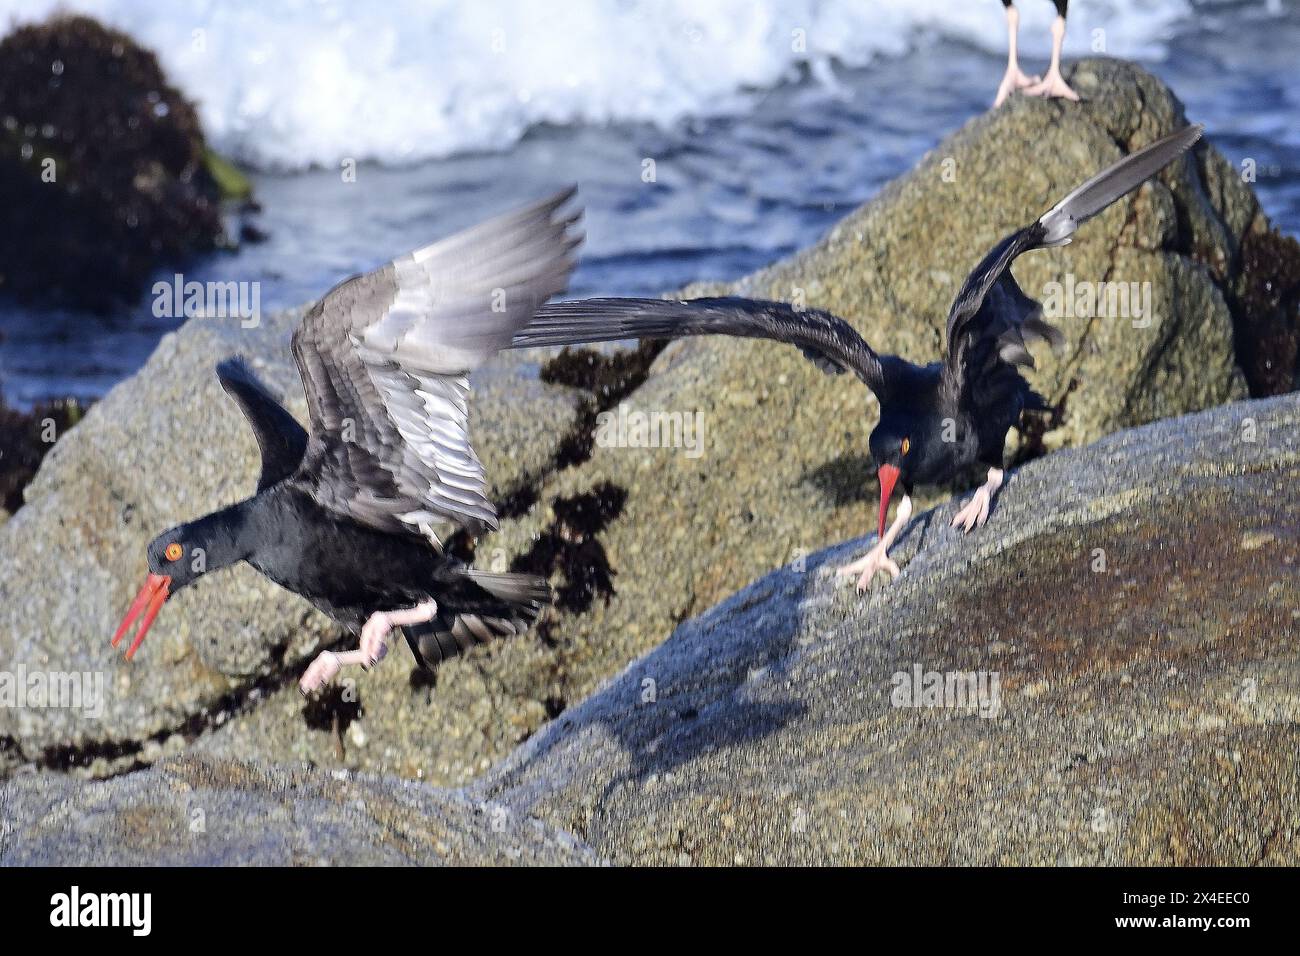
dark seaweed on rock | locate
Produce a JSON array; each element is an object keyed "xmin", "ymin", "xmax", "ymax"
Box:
[
  {"xmin": 510, "ymin": 481, "xmax": 628, "ymax": 637},
  {"xmin": 1230, "ymin": 228, "xmax": 1300, "ymax": 397},
  {"xmin": 0, "ymin": 390, "xmax": 85, "ymax": 515},
  {"xmin": 0, "ymin": 14, "xmax": 229, "ymax": 309}
]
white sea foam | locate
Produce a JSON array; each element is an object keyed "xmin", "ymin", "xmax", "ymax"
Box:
[{"xmin": 0, "ymin": 0, "xmax": 1193, "ymax": 170}]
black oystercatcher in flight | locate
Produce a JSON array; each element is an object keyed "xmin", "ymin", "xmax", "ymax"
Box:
[
  {"xmin": 995, "ymin": 0, "xmax": 1079, "ymax": 107},
  {"xmin": 513, "ymin": 125, "xmax": 1202, "ymax": 591},
  {"xmin": 112, "ymin": 189, "xmax": 582, "ymax": 693}
]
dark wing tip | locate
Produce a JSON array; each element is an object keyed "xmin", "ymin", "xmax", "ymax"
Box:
[
  {"xmin": 525, "ymin": 184, "xmax": 581, "ymax": 225},
  {"xmin": 216, "ymin": 355, "xmax": 271, "ymax": 396},
  {"xmin": 1148, "ymin": 122, "xmax": 1204, "ymax": 161}
]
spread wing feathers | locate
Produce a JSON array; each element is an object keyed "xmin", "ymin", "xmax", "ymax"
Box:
[
  {"xmin": 513, "ymin": 295, "xmax": 891, "ymax": 394},
  {"xmin": 215, "ymin": 358, "xmax": 309, "ymax": 492},
  {"xmin": 944, "ymin": 124, "xmax": 1202, "ymax": 397},
  {"xmin": 290, "ymin": 188, "xmax": 582, "ymax": 540},
  {"xmin": 1037, "ymin": 123, "xmax": 1203, "ymax": 248}
]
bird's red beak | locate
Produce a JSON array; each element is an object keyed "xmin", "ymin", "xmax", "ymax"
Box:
[
  {"xmin": 877, "ymin": 464, "xmax": 901, "ymax": 540},
  {"xmin": 111, "ymin": 573, "xmax": 171, "ymax": 660}
]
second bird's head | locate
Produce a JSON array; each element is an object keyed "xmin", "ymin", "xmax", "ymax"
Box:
[{"xmin": 868, "ymin": 416, "xmax": 924, "ymax": 540}]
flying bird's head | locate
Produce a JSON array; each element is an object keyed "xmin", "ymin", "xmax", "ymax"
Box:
[
  {"xmin": 112, "ymin": 507, "xmax": 252, "ymax": 660},
  {"xmin": 147, "ymin": 525, "xmax": 212, "ymax": 589}
]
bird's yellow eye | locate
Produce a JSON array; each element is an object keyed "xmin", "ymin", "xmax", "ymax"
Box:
[
  {"xmin": 165, "ymin": 543, "xmax": 183, "ymax": 562},
  {"xmin": 901, "ymin": 437, "xmax": 911, "ymax": 456}
]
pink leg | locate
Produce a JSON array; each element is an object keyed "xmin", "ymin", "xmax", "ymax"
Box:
[
  {"xmin": 950, "ymin": 468, "xmax": 1005, "ymax": 533},
  {"xmin": 994, "ymin": 4, "xmax": 1040, "ymax": 107},
  {"xmin": 299, "ymin": 600, "xmax": 438, "ymax": 695},
  {"xmin": 1024, "ymin": 16, "xmax": 1079, "ymax": 101},
  {"xmin": 836, "ymin": 495, "xmax": 914, "ymax": 593}
]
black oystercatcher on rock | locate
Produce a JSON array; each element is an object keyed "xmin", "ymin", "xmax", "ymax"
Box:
[
  {"xmin": 514, "ymin": 125, "xmax": 1203, "ymax": 591},
  {"xmin": 112, "ymin": 189, "xmax": 582, "ymax": 694}
]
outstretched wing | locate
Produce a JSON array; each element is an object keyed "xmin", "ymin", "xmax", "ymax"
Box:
[
  {"xmin": 289, "ymin": 188, "xmax": 582, "ymax": 541},
  {"xmin": 943, "ymin": 124, "xmax": 1203, "ymax": 403},
  {"xmin": 513, "ymin": 295, "xmax": 894, "ymax": 396},
  {"xmin": 942, "ymin": 224, "xmax": 1067, "ymax": 406},
  {"xmin": 216, "ymin": 358, "xmax": 308, "ymax": 492}
]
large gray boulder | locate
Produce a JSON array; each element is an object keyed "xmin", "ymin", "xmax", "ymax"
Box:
[
  {"xmin": 468, "ymin": 390, "xmax": 1300, "ymax": 865},
  {"xmin": 0, "ymin": 753, "xmax": 598, "ymax": 865},
  {"xmin": 5, "ymin": 390, "xmax": 1296, "ymax": 865}
]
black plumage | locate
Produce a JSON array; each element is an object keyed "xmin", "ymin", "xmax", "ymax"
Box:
[
  {"xmin": 113, "ymin": 189, "xmax": 582, "ymax": 682},
  {"xmin": 515, "ymin": 125, "xmax": 1203, "ymax": 586}
]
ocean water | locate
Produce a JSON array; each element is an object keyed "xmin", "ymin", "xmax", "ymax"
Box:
[{"xmin": 0, "ymin": 0, "xmax": 1296, "ymax": 406}]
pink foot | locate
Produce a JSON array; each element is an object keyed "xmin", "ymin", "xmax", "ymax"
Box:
[
  {"xmin": 994, "ymin": 65, "xmax": 1039, "ymax": 107},
  {"xmin": 950, "ymin": 468, "xmax": 1004, "ymax": 533},
  {"xmin": 299, "ymin": 650, "xmax": 342, "ymax": 695},
  {"xmin": 950, "ymin": 488, "xmax": 993, "ymax": 532},
  {"xmin": 1025, "ymin": 68, "xmax": 1079, "ymax": 102},
  {"xmin": 298, "ymin": 601, "xmax": 437, "ymax": 696},
  {"xmin": 836, "ymin": 543, "xmax": 901, "ymax": 593},
  {"xmin": 359, "ymin": 612, "xmax": 394, "ymax": 667}
]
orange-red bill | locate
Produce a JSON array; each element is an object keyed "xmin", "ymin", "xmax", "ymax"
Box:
[
  {"xmin": 111, "ymin": 573, "xmax": 171, "ymax": 660},
  {"xmin": 877, "ymin": 464, "xmax": 901, "ymax": 540}
]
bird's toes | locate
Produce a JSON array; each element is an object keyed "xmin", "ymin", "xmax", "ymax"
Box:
[
  {"xmin": 1054, "ymin": 80, "xmax": 1081, "ymax": 101},
  {"xmin": 298, "ymin": 672, "xmax": 324, "ymax": 697},
  {"xmin": 855, "ymin": 562, "xmax": 889, "ymax": 592},
  {"xmin": 953, "ymin": 504, "xmax": 971, "ymax": 532},
  {"xmin": 837, "ymin": 555, "xmax": 869, "ymax": 576},
  {"xmin": 360, "ymin": 637, "xmax": 388, "ymax": 666},
  {"xmin": 855, "ymin": 565, "xmax": 875, "ymax": 592},
  {"xmin": 959, "ymin": 494, "xmax": 986, "ymax": 532},
  {"xmin": 299, "ymin": 651, "xmax": 341, "ymax": 695}
]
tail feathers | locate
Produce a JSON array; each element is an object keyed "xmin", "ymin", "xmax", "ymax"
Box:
[
  {"xmin": 405, "ymin": 571, "xmax": 551, "ymax": 669},
  {"xmin": 464, "ymin": 569, "xmax": 552, "ymax": 606},
  {"xmin": 1037, "ymin": 123, "xmax": 1203, "ymax": 247},
  {"xmin": 410, "ymin": 610, "xmax": 536, "ymax": 667}
]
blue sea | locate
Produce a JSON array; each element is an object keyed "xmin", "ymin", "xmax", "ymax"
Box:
[{"xmin": 0, "ymin": 0, "xmax": 1296, "ymax": 406}]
